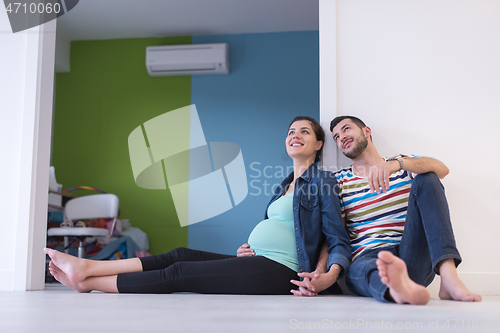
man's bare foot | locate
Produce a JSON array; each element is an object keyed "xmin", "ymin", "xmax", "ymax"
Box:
[
  {"xmin": 49, "ymin": 261, "xmax": 90, "ymax": 293},
  {"xmin": 44, "ymin": 248, "xmax": 88, "ymax": 284},
  {"xmin": 438, "ymin": 259, "xmax": 482, "ymax": 302},
  {"xmin": 376, "ymin": 251, "xmax": 430, "ymax": 305}
]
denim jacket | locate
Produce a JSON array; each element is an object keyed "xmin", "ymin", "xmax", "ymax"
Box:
[{"xmin": 264, "ymin": 163, "xmax": 351, "ymax": 279}]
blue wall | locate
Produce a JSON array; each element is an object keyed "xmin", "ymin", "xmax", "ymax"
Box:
[{"xmin": 189, "ymin": 31, "xmax": 319, "ymax": 254}]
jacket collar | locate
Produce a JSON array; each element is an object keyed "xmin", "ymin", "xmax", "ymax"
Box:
[{"xmin": 282, "ymin": 163, "xmax": 319, "ymax": 186}]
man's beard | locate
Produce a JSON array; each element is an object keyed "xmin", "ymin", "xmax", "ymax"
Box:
[{"xmin": 344, "ymin": 135, "xmax": 368, "ymax": 159}]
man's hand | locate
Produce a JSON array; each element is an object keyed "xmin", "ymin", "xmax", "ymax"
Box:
[
  {"xmin": 367, "ymin": 157, "xmax": 449, "ymax": 194},
  {"xmin": 236, "ymin": 243, "xmax": 254, "ymax": 257},
  {"xmin": 368, "ymin": 160, "xmax": 400, "ymax": 194}
]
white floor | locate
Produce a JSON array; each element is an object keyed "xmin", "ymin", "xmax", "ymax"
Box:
[{"xmin": 0, "ymin": 284, "xmax": 498, "ymax": 333}]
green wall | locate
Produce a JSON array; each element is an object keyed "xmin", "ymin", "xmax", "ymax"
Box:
[{"xmin": 52, "ymin": 36, "xmax": 192, "ymax": 254}]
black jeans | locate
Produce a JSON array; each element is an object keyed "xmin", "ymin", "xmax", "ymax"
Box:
[{"xmin": 116, "ymin": 247, "xmax": 297, "ymax": 294}]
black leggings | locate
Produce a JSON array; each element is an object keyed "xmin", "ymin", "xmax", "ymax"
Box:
[{"xmin": 116, "ymin": 247, "xmax": 298, "ymax": 294}]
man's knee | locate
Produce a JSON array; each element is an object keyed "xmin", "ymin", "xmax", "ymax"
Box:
[
  {"xmin": 412, "ymin": 172, "xmax": 443, "ymax": 191},
  {"xmin": 347, "ymin": 254, "xmax": 378, "ymax": 280}
]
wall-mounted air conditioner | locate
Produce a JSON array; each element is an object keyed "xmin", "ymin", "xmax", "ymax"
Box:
[{"xmin": 146, "ymin": 43, "xmax": 229, "ymax": 77}]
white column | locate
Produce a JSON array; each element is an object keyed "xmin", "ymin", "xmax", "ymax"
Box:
[
  {"xmin": 0, "ymin": 10, "xmax": 56, "ymax": 290},
  {"xmin": 319, "ymin": 0, "xmax": 338, "ymax": 171}
]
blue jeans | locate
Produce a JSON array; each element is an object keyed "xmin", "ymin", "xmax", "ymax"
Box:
[{"xmin": 345, "ymin": 173, "xmax": 462, "ymax": 302}]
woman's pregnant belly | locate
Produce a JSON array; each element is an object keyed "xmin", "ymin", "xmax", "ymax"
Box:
[{"xmin": 247, "ymin": 218, "xmax": 298, "ymax": 272}]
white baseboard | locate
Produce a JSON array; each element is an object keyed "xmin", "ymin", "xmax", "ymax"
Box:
[
  {"xmin": 338, "ymin": 272, "xmax": 500, "ymax": 297},
  {"xmin": 0, "ymin": 271, "xmax": 13, "ymax": 291},
  {"xmin": 428, "ymin": 272, "xmax": 500, "ymax": 297}
]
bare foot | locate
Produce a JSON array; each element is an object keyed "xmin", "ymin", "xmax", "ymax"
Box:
[
  {"xmin": 44, "ymin": 248, "xmax": 88, "ymax": 284},
  {"xmin": 376, "ymin": 251, "xmax": 430, "ymax": 305},
  {"xmin": 49, "ymin": 261, "xmax": 90, "ymax": 293},
  {"xmin": 438, "ymin": 259, "xmax": 482, "ymax": 302}
]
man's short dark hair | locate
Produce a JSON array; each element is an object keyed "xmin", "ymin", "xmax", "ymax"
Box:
[{"xmin": 329, "ymin": 116, "xmax": 367, "ymax": 132}]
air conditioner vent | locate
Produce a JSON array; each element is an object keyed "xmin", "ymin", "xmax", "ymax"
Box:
[{"xmin": 146, "ymin": 43, "xmax": 229, "ymax": 77}]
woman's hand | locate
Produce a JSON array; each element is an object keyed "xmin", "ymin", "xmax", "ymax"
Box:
[
  {"xmin": 290, "ymin": 271, "xmax": 320, "ymax": 297},
  {"xmin": 237, "ymin": 243, "xmax": 255, "ymax": 257},
  {"xmin": 290, "ymin": 265, "xmax": 340, "ymax": 296}
]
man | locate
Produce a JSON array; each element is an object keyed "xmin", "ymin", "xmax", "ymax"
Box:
[{"xmin": 294, "ymin": 116, "xmax": 481, "ymax": 304}]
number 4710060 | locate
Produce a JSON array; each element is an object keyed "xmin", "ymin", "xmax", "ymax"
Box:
[{"xmin": 5, "ymin": 2, "xmax": 61, "ymax": 14}]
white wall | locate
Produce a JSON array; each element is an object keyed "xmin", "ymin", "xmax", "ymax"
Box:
[
  {"xmin": 320, "ymin": 0, "xmax": 500, "ymax": 295},
  {"xmin": 0, "ymin": 11, "xmax": 56, "ymax": 290},
  {"xmin": 0, "ymin": 8, "xmax": 24, "ymax": 289}
]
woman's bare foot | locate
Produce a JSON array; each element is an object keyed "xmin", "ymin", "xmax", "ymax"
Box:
[
  {"xmin": 44, "ymin": 248, "xmax": 89, "ymax": 284},
  {"xmin": 376, "ymin": 251, "xmax": 430, "ymax": 305},
  {"xmin": 48, "ymin": 261, "xmax": 90, "ymax": 293},
  {"xmin": 438, "ymin": 259, "xmax": 482, "ymax": 302}
]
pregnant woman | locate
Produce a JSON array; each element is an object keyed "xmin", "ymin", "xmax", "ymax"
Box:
[{"xmin": 45, "ymin": 116, "xmax": 351, "ymax": 295}]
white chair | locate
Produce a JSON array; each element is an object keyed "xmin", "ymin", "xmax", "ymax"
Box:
[{"xmin": 47, "ymin": 194, "xmax": 119, "ymax": 258}]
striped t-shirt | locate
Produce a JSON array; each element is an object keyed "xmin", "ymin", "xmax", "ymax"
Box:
[{"xmin": 334, "ymin": 155, "xmax": 416, "ymax": 261}]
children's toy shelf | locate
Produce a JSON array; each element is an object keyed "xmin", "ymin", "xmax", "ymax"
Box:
[
  {"xmin": 48, "ymin": 190, "xmax": 74, "ymax": 211},
  {"xmin": 47, "ymin": 190, "xmax": 74, "ymax": 230}
]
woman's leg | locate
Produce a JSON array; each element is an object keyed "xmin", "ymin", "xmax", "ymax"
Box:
[
  {"xmin": 46, "ymin": 246, "xmax": 248, "ymax": 293},
  {"xmin": 139, "ymin": 247, "xmax": 235, "ymax": 271},
  {"xmin": 117, "ymin": 256, "xmax": 296, "ymax": 294},
  {"xmin": 44, "ymin": 248, "xmax": 142, "ymax": 284},
  {"xmin": 44, "ymin": 247, "xmax": 230, "ymax": 285},
  {"xmin": 47, "ymin": 246, "xmax": 297, "ymax": 294},
  {"xmin": 48, "ymin": 261, "xmax": 119, "ymax": 293}
]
